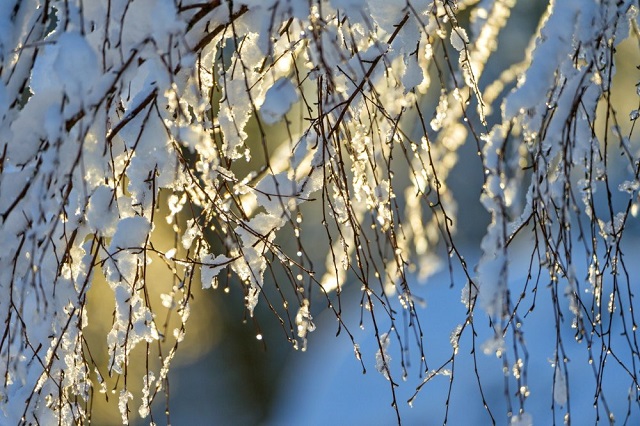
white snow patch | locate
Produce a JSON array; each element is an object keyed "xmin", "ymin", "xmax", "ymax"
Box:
[
  {"xmin": 110, "ymin": 216, "xmax": 151, "ymax": 250},
  {"xmin": 87, "ymin": 186, "xmax": 118, "ymax": 235},
  {"xmin": 450, "ymin": 28, "xmax": 468, "ymax": 51},
  {"xmin": 200, "ymin": 254, "xmax": 232, "ymax": 289},
  {"xmin": 260, "ymin": 78, "xmax": 298, "ymax": 125}
]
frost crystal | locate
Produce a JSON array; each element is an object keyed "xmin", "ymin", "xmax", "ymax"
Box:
[
  {"xmin": 450, "ymin": 324, "xmax": 463, "ymax": 354},
  {"xmin": 295, "ymin": 300, "xmax": 316, "ymax": 351},
  {"xmin": 119, "ymin": 390, "xmax": 133, "ymax": 425},
  {"xmin": 138, "ymin": 373, "xmax": 155, "ymax": 419},
  {"xmin": 430, "ymin": 91, "xmax": 449, "ymax": 131},
  {"xmin": 375, "ymin": 333, "xmax": 392, "ymax": 380},
  {"xmin": 619, "ymin": 180, "xmax": 640, "ymax": 194}
]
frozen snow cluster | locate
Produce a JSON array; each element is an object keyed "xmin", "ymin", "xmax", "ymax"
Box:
[{"xmin": 0, "ymin": 0, "xmax": 638, "ymax": 423}]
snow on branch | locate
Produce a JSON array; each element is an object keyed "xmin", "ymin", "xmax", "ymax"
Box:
[{"xmin": 0, "ymin": 0, "xmax": 639, "ymax": 424}]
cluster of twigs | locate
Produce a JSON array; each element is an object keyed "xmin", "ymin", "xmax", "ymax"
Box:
[{"xmin": 1, "ymin": 0, "xmax": 640, "ymax": 424}]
